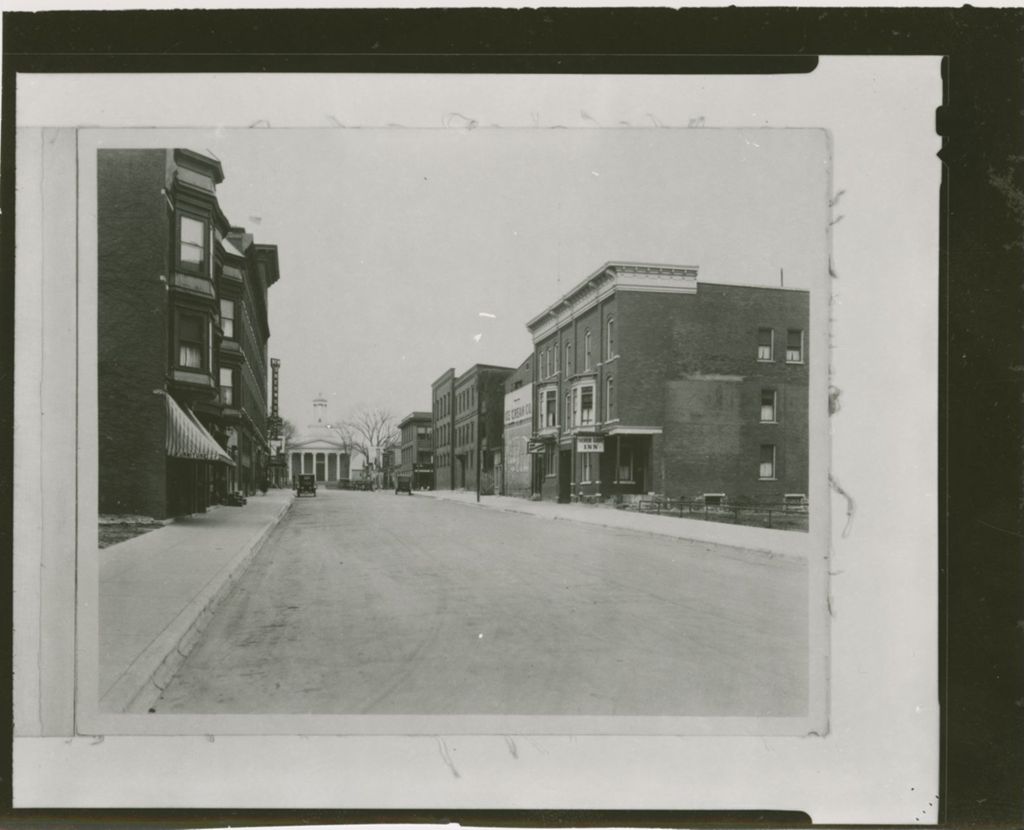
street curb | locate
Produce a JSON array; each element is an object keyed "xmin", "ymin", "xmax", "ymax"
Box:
[
  {"xmin": 420, "ymin": 492, "xmax": 804, "ymax": 564},
  {"xmin": 99, "ymin": 496, "xmax": 295, "ymax": 714}
]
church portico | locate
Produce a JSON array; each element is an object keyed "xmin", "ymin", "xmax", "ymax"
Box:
[{"xmin": 287, "ymin": 396, "xmax": 352, "ymax": 485}]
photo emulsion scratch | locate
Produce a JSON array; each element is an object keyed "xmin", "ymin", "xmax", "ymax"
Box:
[{"xmin": 73, "ymin": 126, "xmax": 831, "ymax": 736}]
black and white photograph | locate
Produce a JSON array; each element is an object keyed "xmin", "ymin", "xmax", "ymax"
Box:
[
  {"xmin": 13, "ymin": 63, "xmax": 939, "ymax": 820},
  {"xmin": 87, "ymin": 126, "xmax": 825, "ymax": 727}
]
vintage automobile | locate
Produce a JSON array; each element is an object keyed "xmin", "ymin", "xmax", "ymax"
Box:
[
  {"xmin": 295, "ymin": 474, "xmax": 317, "ymax": 497},
  {"xmin": 394, "ymin": 474, "xmax": 413, "ymax": 495}
]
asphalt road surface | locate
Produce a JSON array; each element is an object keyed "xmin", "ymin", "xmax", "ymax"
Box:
[{"xmin": 153, "ymin": 489, "xmax": 808, "ymax": 716}]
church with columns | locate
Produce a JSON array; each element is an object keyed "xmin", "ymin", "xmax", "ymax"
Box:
[{"xmin": 288, "ymin": 395, "xmax": 352, "ymax": 485}]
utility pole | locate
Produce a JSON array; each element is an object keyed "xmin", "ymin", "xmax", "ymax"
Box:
[{"xmin": 476, "ymin": 379, "xmax": 482, "ymax": 503}]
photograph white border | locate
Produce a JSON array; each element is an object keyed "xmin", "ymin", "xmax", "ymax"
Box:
[{"xmin": 13, "ymin": 62, "xmax": 939, "ymax": 822}]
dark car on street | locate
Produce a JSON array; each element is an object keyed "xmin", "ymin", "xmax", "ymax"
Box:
[{"xmin": 295, "ymin": 474, "xmax": 317, "ymax": 497}]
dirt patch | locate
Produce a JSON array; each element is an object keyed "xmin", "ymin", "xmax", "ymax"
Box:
[{"xmin": 98, "ymin": 517, "xmax": 166, "ymax": 549}]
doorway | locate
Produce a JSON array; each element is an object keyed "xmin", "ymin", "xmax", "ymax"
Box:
[{"xmin": 558, "ymin": 449, "xmax": 572, "ymax": 503}]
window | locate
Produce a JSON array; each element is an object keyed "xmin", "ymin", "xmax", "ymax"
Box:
[
  {"xmin": 220, "ymin": 298, "xmax": 236, "ymax": 338},
  {"xmin": 564, "ymin": 342, "xmax": 572, "ymax": 375},
  {"xmin": 541, "ymin": 387, "xmax": 558, "ymax": 427},
  {"xmin": 548, "ymin": 345, "xmax": 554, "ymax": 374},
  {"xmin": 581, "ymin": 452, "xmax": 593, "ymax": 483},
  {"xmin": 617, "ymin": 449, "xmax": 634, "ymax": 483},
  {"xmin": 606, "ymin": 316, "xmax": 616, "ymax": 358},
  {"xmin": 565, "ymin": 392, "xmax": 572, "ymax": 430},
  {"xmin": 544, "ymin": 444, "xmax": 557, "ymax": 477},
  {"xmin": 220, "ymin": 367, "xmax": 235, "ymax": 405},
  {"xmin": 786, "ymin": 329, "xmax": 804, "ymax": 363},
  {"xmin": 540, "ymin": 350, "xmax": 547, "ymax": 379},
  {"xmin": 606, "ymin": 376, "xmax": 615, "ymax": 420},
  {"xmin": 579, "ymin": 384, "xmax": 594, "ymax": 425},
  {"xmin": 177, "ymin": 312, "xmax": 205, "ymax": 369},
  {"xmin": 759, "ymin": 444, "xmax": 776, "ymax": 479},
  {"xmin": 757, "ymin": 328, "xmax": 774, "ymax": 361},
  {"xmin": 569, "ymin": 382, "xmax": 596, "ymax": 427},
  {"xmin": 760, "ymin": 389, "xmax": 777, "ymax": 422},
  {"xmin": 584, "ymin": 329, "xmax": 592, "ymax": 370},
  {"xmin": 178, "ymin": 214, "xmax": 207, "ymax": 273}
]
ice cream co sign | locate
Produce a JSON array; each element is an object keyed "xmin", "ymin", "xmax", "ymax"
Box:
[{"xmin": 504, "ymin": 382, "xmax": 533, "ymax": 426}]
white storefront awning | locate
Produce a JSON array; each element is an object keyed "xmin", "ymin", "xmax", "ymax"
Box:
[{"xmin": 164, "ymin": 394, "xmax": 234, "ymax": 465}]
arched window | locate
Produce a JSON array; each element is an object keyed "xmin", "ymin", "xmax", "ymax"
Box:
[
  {"xmin": 565, "ymin": 341, "xmax": 572, "ymax": 375},
  {"xmin": 606, "ymin": 316, "xmax": 616, "ymax": 358},
  {"xmin": 606, "ymin": 376, "xmax": 615, "ymax": 420},
  {"xmin": 584, "ymin": 329, "xmax": 592, "ymax": 370}
]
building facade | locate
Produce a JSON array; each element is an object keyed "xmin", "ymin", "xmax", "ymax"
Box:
[
  {"xmin": 398, "ymin": 411, "xmax": 434, "ymax": 489},
  {"xmin": 432, "ymin": 363, "xmax": 514, "ymax": 492},
  {"xmin": 431, "ymin": 369, "xmax": 456, "ymax": 490},
  {"xmin": 526, "ymin": 262, "xmax": 809, "ymax": 505},
  {"xmin": 98, "ymin": 148, "xmax": 280, "ymax": 519},
  {"xmin": 288, "ymin": 396, "xmax": 352, "ymax": 485},
  {"xmin": 501, "ymin": 356, "xmax": 534, "ymax": 498}
]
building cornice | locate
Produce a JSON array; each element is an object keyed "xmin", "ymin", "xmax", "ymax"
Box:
[{"xmin": 526, "ymin": 262, "xmax": 699, "ymax": 343}]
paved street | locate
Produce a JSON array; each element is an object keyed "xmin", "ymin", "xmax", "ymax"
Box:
[{"xmin": 153, "ymin": 489, "xmax": 808, "ymax": 717}]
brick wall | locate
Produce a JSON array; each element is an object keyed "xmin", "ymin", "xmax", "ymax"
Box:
[
  {"xmin": 97, "ymin": 150, "xmax": 172, "ymax": 518},
  {"xmin": 619, "ymin": 283, "xmax": 809, "ymax": 502}
]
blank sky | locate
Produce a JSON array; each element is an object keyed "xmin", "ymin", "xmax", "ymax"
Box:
[{"xmin": 207, "ymin": 127, "xmax": 829, "ymax": 427}]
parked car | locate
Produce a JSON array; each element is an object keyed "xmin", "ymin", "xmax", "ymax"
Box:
[
  {"xmin": 395, "ymin": 474, "xmax": 413, "ymax": 495},
  {"xmin": 295, "ymin": 474, "xmax": 317, "ymax": 497}
]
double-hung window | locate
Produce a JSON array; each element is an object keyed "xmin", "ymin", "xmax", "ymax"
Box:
[
  {"xmin": 760, "ymin": 389, "xmax": 777, "ymax": 423},
  {"xmin": 177, "ymin": 312, "xmax": 205, "ymax": 369},
  {"xmin": 564, "ymin": 342, "xmax": 572, "ymax": 376},
  {"xmin": 606, "ymin": 376, "xmax": 615, "ymax": 420},
  {"xmin": 579, "ymin": 384, "xmax": 594, "ymax": 426},
  {"xmin": 606, "ymin": 317, "xmax": 615, "ymax": 359},
  {"xmin": 178, "ymin": 214, "xmax": 208, "ymax": 275},
  {"xmin": 584, "ymin": 329, "xmax": 592, "ymax": 371},
  {"xmin": 220, "ymin": 298, "xmax": 236, "ymax": 339},
  {"xmin": 581, "ymin": 452, "xmax": 593, "ymax": 483},
  {"xmin": 220, "ymin": 367, "xmax": 235, "ymax": 406},
  {"xmin": 757, "ymin": 328, "xmax": 774, "ymax": 361},
  {"xmin": 542, "ymin": 387, "xmax": 557, "ymax": 428},
  {"xmin": 759, "ymin": 444, "xmax": 776, "ymax": 479},
  {"xmin": 786, "ymin": 329, "xmax": 804, "ymax": 363}
]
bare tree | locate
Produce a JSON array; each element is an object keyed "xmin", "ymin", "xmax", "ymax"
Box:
[
  {"xmin": 280, "ymin": 418, "xmax": 297, "ymax": 443},
  {"xmin": 345, "ymin": 407, "xmax": 398, "ymax": 479}
]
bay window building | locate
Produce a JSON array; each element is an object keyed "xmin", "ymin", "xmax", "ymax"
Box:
[{"xmin": 97, "ymin": 148, "xmax": 281, "ymax": 519}]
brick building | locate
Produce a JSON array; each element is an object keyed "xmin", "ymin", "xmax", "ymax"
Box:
[
  {"xmin": 431, "ymin": 369, "xmax": 456, "ymax": 490},
  {"xmin": 526, "ymin": 262, "xmax": 809, "ymax": 505},
  {"xmin": 98, "ymin": 148, "xmax": 280, "ymax": 519},
  {"xmin": 432, "ymin": 363, "xmax": 514, "ymax": 492},
  {"xmin": 398, "ymin": 411, "xmax": 434, "ymax": 489}
]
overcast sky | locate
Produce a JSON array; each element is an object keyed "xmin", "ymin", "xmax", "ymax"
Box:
[{"xmin": 207, "ymin": 127, "xmax": 828, "ymax": 428}]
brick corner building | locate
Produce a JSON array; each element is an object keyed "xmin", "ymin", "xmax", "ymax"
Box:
[
  {"xmin": 526, "ymin": 261, "xmax": 809, "ymax": 505},
  {"xmin": 98, "ymin": 148, "xmax": 281, "ymax": 519}
]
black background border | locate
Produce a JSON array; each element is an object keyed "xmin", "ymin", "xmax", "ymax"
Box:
[{"xmin": 1, "ymin": 7, "xmax": 1022, "ymax": 829}]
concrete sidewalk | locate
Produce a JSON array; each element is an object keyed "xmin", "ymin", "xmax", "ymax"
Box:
[
  {"xmin": 99, "ymin": 489, "xmax": 293, "ymax": 713},
  {"xmin": 419, "ymin": 489, "xmax": 810, "ymax": 560}
]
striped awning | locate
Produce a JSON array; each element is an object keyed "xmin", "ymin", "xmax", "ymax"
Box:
[{"xmin": 164, "ymin": 394, "xmax": 235, "ymax": 465}]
